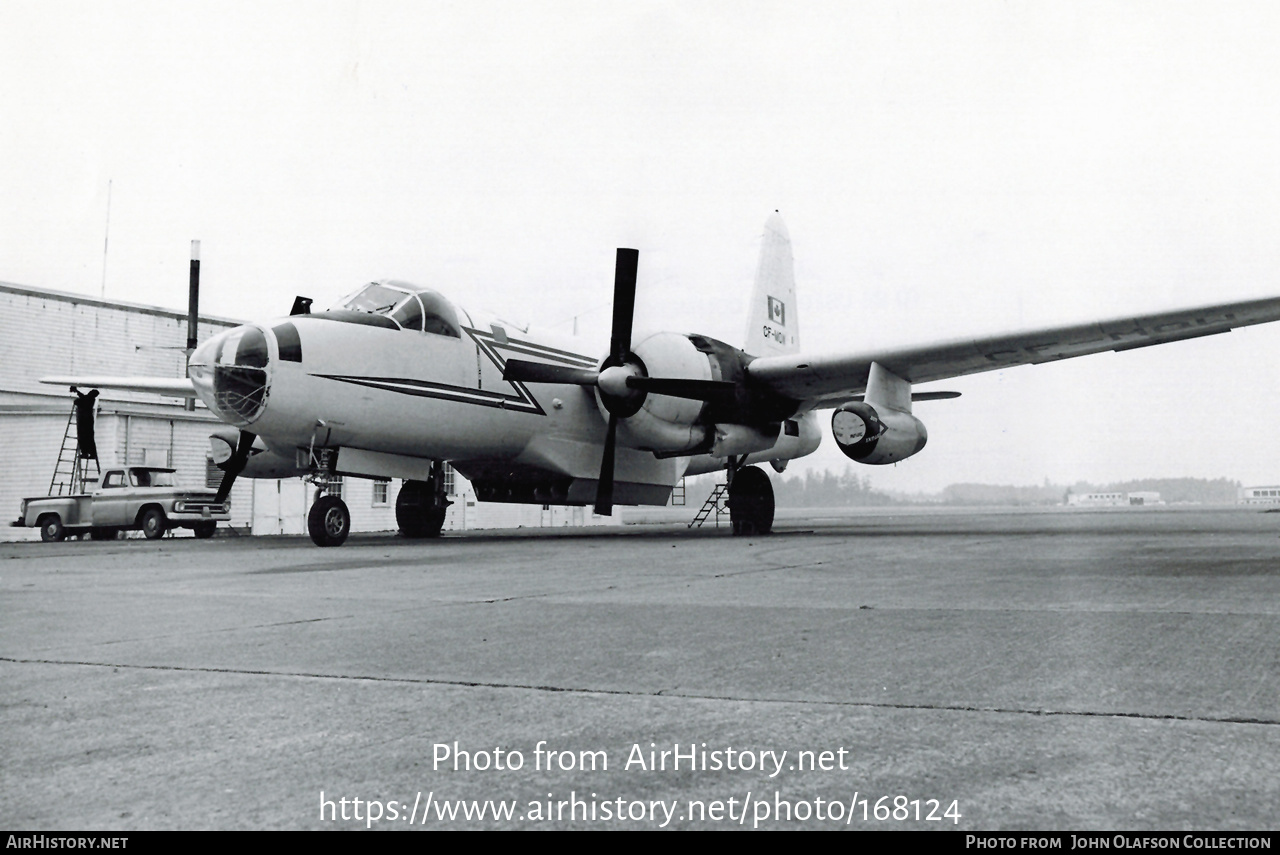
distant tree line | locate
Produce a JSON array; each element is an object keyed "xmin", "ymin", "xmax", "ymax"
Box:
[
  {"xmin": 678, "ymin": 471, "xmax": 1241, "ymax": 509},
  {"xmin": 937, "ymin": 477, "xmax": 1241, "ymax": 506},
  {"xmin": 680, "ymin": 466, "xmax": 893, "ymax": 509}
]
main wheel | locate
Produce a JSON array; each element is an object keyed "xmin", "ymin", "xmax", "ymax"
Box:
[
  {"xmin": 396, "ymin": 480, "xmax": 446, "ymax": 538},
  {"xmin": 39, "ymin": 514, "xmax": 65, "ymax": 543},
  {"xmin": 192, "ymin": 521, "xmax": 217, "ymax": 539},
  {"xmin": 140, "ymin": 508, "xmax": 168, "ymax": 540},
  {"xmin": 90, "ymin": 527, "xmax": 119, "ymax": 541},
  {"xmin": 728, "ymin": 465, "xmax": 775, "ymax": 536},
  {"xmin": 308, "ymin": 495, "xmax": 351, "ymax": 547}
]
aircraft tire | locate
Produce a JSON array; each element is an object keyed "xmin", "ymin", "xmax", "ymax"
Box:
[
  {"xmin": 140, "ymin": 508, "xmax": 167, "ymax": 540},
  {"xmin": 396, "ymin": 480, "xmax": 446, "ymax": 538},
  {"xmin": 728, "ymin": 465, "xmax": 774, "ymax": 536},
  {"xmin": 192, "ymin": 521, "xmax": 217, "ymax": 539},
  {"xmin": 309, "ymin": 495, "xmax": 350, "ymax": 547},
  {"xmin": 90, "ymin": 527, "xmax": 120, "ymax": 541},
  {"xmin": 39, "ymin": 514, "xmax": 65, "ymax": 543}
]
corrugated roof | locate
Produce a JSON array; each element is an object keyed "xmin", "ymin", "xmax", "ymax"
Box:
[{"xmin": 0, "ymin": 280, "xmax": 244, "ymax": 326}]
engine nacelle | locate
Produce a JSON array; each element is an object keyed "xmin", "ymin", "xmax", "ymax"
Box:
[
  {"xmin": 601, "ymin": 330, "xmax": 802, "ymax": 455},
  {"xmin": 831, "ymin": 402, "xmax": 927, "ymax": 465}
]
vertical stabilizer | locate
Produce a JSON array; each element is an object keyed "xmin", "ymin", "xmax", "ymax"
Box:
[{"xmin": 743, "ymin": 212, "xmax": 800, "ymax": 356}]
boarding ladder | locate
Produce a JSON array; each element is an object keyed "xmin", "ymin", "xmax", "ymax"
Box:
[
  {"xmin": 688, "ymin": 483, "xmax": 729, "ymax": 529},
  {"xmin": 48, "ymin": 399, "xmax": 99, "ymax": 496},
  {"xmin": 670, "ymin": 477, "xmax": 686, "ymax": 506}
]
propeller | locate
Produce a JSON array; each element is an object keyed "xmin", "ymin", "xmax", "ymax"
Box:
[
  {"xmin": 502, "ymin": 248, "xmax": 737, "ymax": 515},
  {"xmin": 592, "ymin": 248, "xmax": 639, "ymax": 515},
  {"xmin": 214, "ymin": 430, "xmax": 256, "ymax": 505}
]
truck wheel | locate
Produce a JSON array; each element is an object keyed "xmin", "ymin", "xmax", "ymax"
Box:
[
  {"xmin": 39, "ymin": 515, "xmax": 65, "ymax": 543},
  {"xmin": 308, "ymin": 495, "xmax": 350, "ymax": 547},
  {"xmin": 192, "ymin": 521, "xmax": 217, "ymax": 539},
  {"xmin": 140, "ymin": 508, "xmax": 168, "ymax": 540}
]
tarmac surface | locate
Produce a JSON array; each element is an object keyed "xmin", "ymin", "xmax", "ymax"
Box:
[{"xmin": 2, "ymin": 505, "xmax": 1279, "ymax": 830}]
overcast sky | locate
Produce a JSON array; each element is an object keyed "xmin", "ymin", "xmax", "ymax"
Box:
[{"xmin": 4, "ymin": 1, "xmax": 1280, "ymax": 493}]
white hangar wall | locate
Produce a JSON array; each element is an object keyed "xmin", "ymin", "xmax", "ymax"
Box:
[{"xmin": 0, "ymin": 281, "xmax": 259, "ymax": 539}]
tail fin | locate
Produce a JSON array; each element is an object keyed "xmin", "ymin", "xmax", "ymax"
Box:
[{"xmin": 743, "ymin": 212, "xmax": 800, "ymax": 356}]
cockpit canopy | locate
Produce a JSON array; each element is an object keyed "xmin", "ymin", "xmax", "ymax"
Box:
[{"xmin": 337, "ymin": 280, "xmax": 462, "ymax": 338}]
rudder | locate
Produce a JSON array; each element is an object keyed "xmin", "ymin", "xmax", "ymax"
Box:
[{"xmin": 743, "ymin": 212, "xmax": 800, "ymax": 357}]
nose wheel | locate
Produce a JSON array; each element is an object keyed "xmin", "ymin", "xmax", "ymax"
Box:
[{"xmin": 308, "ymin": 495, "xmax": 351, "ymax": 547}]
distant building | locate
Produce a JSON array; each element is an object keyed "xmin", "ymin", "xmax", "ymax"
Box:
[
  {"xmin": 0, "ymin": 280, "xmax": 618, "ymax": 540},
  {"xmin": 1239, "ymin": 486, "xmax": 1280, "ymax": 505},
  {"xmin": 1066, "ymin": 491, "xmax": 1162, "ymax": 507},
  {"xmin": 1066, "ymin": 492, "xmax": 1125, "ymax": 507}
]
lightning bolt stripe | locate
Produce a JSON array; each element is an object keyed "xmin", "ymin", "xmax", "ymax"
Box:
[
  {"xmin": 311, "ymin": 373, "xmax": 547, "ymax": 415},
  {"xmin": 310, "ymin": 328, "xmax": 595, "ymax": 417},
  {"xmin": 464, "ymin": 327, "xmax": 597, "ymax": 368}
]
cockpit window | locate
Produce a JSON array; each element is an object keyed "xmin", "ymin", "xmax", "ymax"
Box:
[
  {"xmin": 390, "ymin": 295, "xmax": 425, "ymax": 331},
  {"xmin": 417, "ymin": 289, "xmax": 461, "ymax": 338},
  {"xmin": 335, "ymin": 282, "xmax": 460, "ymax": 338},
  {"xmin": 343, "ymin": 282, "xmax": 410, "ymax": 315}
]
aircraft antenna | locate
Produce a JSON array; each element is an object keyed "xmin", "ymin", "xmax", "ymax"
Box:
[{"xmin": 100, "ymin": 179, "xmax": 112, "ymax": 298}]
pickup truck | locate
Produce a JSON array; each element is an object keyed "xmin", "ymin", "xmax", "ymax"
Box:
[{"xmin": 13, "ymin": 467, "xmax": 231, "ymax": 541}]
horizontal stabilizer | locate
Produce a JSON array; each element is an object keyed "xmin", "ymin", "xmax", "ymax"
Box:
[{"xmin": 40, "ymin": 376, "xmax": 198, "ymax": 398}]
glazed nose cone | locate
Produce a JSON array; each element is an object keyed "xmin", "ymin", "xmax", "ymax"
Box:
[{"xmin": 188, "ymin": 325, "xmax": 271, "ymax": 426}]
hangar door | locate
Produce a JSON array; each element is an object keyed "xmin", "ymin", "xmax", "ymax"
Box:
[{"xmin": 252, "ymin": 479, "xmax": 308, "ymax": 535}]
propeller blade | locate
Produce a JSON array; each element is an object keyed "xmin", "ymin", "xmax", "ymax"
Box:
[
  {"xmin": 594, "ymin": 413, "xmax": 618, "ymax": 516},
  {"xmin": 214, "ymin": 430, "xmax": 255, "ymax": 504},
  {"xmin": 625, "ymin": 376, "xmax": 737, "ymax": 402},
  {"xmin": 502, "ymin": 359, "xmax": 599, "ymax": 386},
  {"xmin": 609, "ymin": 248, "xmax": 639, "ymax": 362}
]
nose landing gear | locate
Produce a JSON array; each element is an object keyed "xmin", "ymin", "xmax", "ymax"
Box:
[
  {"xmin": 305, "ymin": 447, "xmax": 350, "ymax": 547},
  {"xmin": 308, "ymin": 494, "xmax": 351, "ymax": 547}
]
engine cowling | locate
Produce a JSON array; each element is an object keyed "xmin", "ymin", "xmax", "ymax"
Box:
[
  {"xmin": 610, "ymin": 332, "xmax": 711, "ymax": 453},
  {"xmin": 831, "ymin": 402, "xmax": 928, "ymax": 465}
]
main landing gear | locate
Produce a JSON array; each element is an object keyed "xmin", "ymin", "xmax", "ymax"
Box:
[
  {"xmin": 397, "ymin": 460, "xmax": 451, "ymax": 539},
  {"xmin": 727, "ymin": 460, "xmax": 775, "ymax": 536}
]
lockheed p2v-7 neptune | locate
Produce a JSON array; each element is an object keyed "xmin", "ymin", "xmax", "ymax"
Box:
[{"xmin": 45, "ymin": 214, "xmax": 1280, "ymax": 545}]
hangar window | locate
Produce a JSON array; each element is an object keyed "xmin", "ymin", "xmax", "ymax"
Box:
[
  {"xmin": 131, "ymin": 469, "xmax": 177, "ymax": 487},
  {"xmin": 206, "ymin": 458, "xmax": 223, "ymax": 488}
]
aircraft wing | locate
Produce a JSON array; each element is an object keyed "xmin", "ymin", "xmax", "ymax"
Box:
[
  {"xmin": 40, "ymin": 376, "xmax": 197, "ymax": 397},
  {"xmin": 746, "ymin": 296, "xmax": 1280, "ymax": 405}
]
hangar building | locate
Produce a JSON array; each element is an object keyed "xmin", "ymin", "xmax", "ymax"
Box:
[
  {"xmin": 1, "ymin": 280, "xmax": 617, "ymax": 539},
  {"xmin": 1238, "ymin": 486, "xmax": 1280, "ymax": 505}
]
